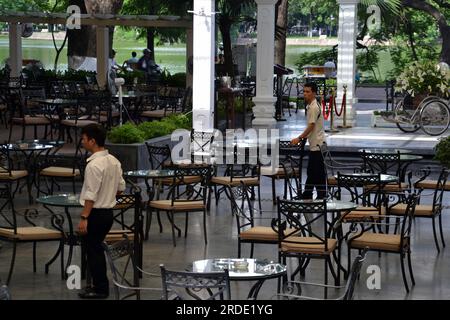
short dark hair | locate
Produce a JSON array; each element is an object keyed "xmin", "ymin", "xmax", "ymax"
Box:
[
  {"xmin": 304, "ymin": 82, "xmax": 318, "ymax": 94},
  {"xmin": 132, "ymin": 51, "xmax": 137, "ymax": 57},
  {"xmin": 81, "ymin": 124, "xmax": 106, "ymax": 147}
]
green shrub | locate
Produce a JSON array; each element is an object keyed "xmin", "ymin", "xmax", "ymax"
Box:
[
  {"xmin": 107, "ymin": 114, "xmax": 192, "ymax": 143},
  {"xmin": 434, "ymin": 136, "xmax": 450, "ymax": 168},
  {"xmin": 165, "ymin": 113, "xmax": 192, "ymax": 130},
  {"xmin": 107, "ymin": 123, "xmax": 145, "ymax": 144},
  {"xmin": 138, "ymin": 120, "xmax": 177, "ymax": 140}
]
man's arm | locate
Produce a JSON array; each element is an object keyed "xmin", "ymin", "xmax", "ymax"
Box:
[
  {"xmin": 291, "ymin": 123, "xmax": 315, "ymax": 145},
  {"xmin": 78, "ymin": 200, "xmax": 94, "ymax": 235}
]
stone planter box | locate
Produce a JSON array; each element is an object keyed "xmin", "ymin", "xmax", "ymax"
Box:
[{"xmin": 106, "ymin": 134, "xmax": 176, "ymax": 172}]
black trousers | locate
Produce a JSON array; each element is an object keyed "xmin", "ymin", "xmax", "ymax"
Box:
[
  {"xmin": 85, "ymin": 208, "xmax": 113, "ymax": 294},
  {"xmin": 302, "ymin": 151, "xmax": 326, "ymax": 199}
]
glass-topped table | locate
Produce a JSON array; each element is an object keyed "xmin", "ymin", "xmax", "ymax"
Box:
[
  {"xmin": 334, "ymin": 173, "xmax": 398, "ymax": 184},
  {"xmin": 359, "ymin": 149, "xmax": 423, "ymax": 162},
  {"xmin": 4, "ymin": 141, "xmax": 60, "ymax": 203},
  {"xmin": 36, "ymin": 194, "xmax": 82, "ymax": 276},
  {"xmin": 36, "ymin": 193, "xmax": 143, "ymax": 280},
  {"xmin": 190, "ymin": 258, "xmax": 287, "ymax": 299},
  {"xmin": 124, "ymin": 169, "xmax": 175, "ymax": 179}
]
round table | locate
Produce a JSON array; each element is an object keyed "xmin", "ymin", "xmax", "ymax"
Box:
[
  {"xmin": 334, "ymin": 173, "xmax": 398, "ymax": 184},
  {"xmin": 190, "ymin": 258, "xmax": 287, "ymax": 299},
  {"xmin": 36, "ymin": 194, "xmax": 82, "ymax": 277},
  {"xmin": 5, "ymin": 142, "xmax": 57, "ymax": 203}
]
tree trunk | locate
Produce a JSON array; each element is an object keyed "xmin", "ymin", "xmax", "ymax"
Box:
[
  {"xmin": 405, "ymin": 16, "xmax": 418, "ymax": 61},
  {"xmin": 67, "ymin": 0, "xmax": 89, "ymax": 59},
  {"xmin": 275, "ymin": 0, "xmax": 288, "ymax": 66},
  {"xmin": 147, "ymin": 28, "xmax": 156, "ymax": 61},
  {"xmin": 219, "ymin": 20, "xmax": 234, "ymax": 77},
  {"xmin": 68, "ymin": 0, "xmax": 123, "ymax": 68},
  {"xmin": 402, "ymin": 0, "xmax": 450, "ymax": 65}
]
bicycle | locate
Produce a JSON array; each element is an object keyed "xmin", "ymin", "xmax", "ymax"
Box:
[{"xmin": 393, "ymin": 94, "xmax": 450, "ymax": 136}]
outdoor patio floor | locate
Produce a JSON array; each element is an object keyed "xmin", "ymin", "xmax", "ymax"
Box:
[{"xmin": 0, "ymin": 108, "xmax": 449, "ymax": 300}]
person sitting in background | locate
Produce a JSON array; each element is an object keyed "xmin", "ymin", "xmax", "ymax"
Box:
[
  {"xmin": 123, "ymin": 51, "xmax": 139, "ymax": 71},
  {"xmin": 138, "ymin": 48, "xmax": 162, "ymax": 82}
]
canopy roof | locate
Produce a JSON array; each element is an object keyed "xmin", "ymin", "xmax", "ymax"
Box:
[{"xmin": 0, "ymin": 12, "xmax": 192, "ymax": 28}]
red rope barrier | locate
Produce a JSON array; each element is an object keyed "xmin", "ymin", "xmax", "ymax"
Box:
[
  {"xmin": 322, "ymin": 96, "xmax": 331, "ymax": 120},
  {"xmin": 334, "ymin": 92, "xmax": 346, "ymax": 117}
]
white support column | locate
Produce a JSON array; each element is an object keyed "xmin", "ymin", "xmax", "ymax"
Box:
[
  {"xmin": 186, "ymin": 28, "xmax": 193, "ymax": 89},
  {"xmin": 9, "ymin": 23, "xmax": 22, "ymax": 78},
  {"xmin": 335, "ymin": 0, "xmax": 359, "ymax": 127},
  {"xmin": 192, "ymin": 0, "xmax": 215, "ymax": 131},
  {"xmin": 252, "ymin": 0, "xmax": 277, "ymax": 128},
  {"xmin": 96, "ymin": 26, "xmax": 109, "ymax": 90}
]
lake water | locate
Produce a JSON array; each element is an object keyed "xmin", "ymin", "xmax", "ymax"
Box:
[{"xmin": 0, "ymin": 35, "xmax": 327, "ymax": 75}]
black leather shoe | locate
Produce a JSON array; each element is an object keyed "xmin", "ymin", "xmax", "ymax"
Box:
[{"xmin": 78, "ymin": 291, "xmax": 109, "ymax": 299}]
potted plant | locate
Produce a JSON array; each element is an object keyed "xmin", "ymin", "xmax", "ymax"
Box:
[
  {"xmin": 106, "ymin": 114, "xmax": 192, "ymax": 171},
  {"xmin": 434, "ymin": 136, "xmax": 450, "ymax": 168},
  {"xmin": 395, "ymin": 60, "xmax": 450, "ymax": 107}
]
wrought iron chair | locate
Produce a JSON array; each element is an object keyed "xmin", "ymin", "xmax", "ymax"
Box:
[
  {"xmin": 281, "ymin": 77, "xmax": 294, "ymax": 117},
  {"xmin": 390, "ymin": 168, "xmax": 448, "ymax": 252},
  {"xmin": 336, "ymin": 172, "xmax": 384, "ymax": 222},
  {"xmin": 347, "ymin": 193, "xmax": 418, "ymax": 292},
  {"xmin": 148, "ymin": 165, "xmax": 212, "ymax": 247},
  {"xmin": 360, "ymin": 150, "xmax": 412, "ymax": 197},
  {"xmin": 7, "ymin": 87, "xmax": 52, "ymax": 142},
  {"xmin": 0, "ymin": 144, "xmax": 31, "ymax": 203},
  {"xmin": 143, "ymin": 143, "xmax": 172, "ymax": 239},
  {"xmin": 0, "ymin": 185, "xmax": 64, "ymax": 285},
  {"xmin": 273, "ymin": 198, "xmax": 339, "ymax": 298},
  {"xmin": 229, "ymin": 184, "xmax": 278, "ymax": 258},
  {"xmin": 36, "ymin": 139, "xmax": 84, "ymax": 197},
  {"xmin": 261, "ymin": 139, "xmax": 306, "ymax": 204},
  {"xmin": 274, "ymin": 248, "xmax": 367, "ymax": 300},
  {"xmin": 190, "ymin": 129, "xmax": 215, "ymax": 164},
  {"xmin": 319, "ymin": 142, "xmax": 363, "ymax": 197},
  {"xmin": 160, "ymin": 264, "xmax": 231, "ymax": 300},
  {"xmin": 103, "ymin": 235, "xmax": 161, "ymax": 300}
]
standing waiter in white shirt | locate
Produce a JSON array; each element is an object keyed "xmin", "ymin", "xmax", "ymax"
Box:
[
  {"xmin": 77, "ymin": 124, "xmax": 126, "ymax": 299},
  {"xmin": 291, "ymin": 82, "xmax": 326, "ymax": 199}
]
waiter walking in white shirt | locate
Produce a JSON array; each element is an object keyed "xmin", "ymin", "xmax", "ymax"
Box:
[
  {"xmin": 291, "ymin": 82, "xmax": 326, "ymax": 199},
  {"xmin": 77, "ymin": 124, "xmax": 126, "ymax": 299}
]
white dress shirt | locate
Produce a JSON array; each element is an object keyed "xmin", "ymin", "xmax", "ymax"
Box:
[
  {"xmin": 306, "ymin": 99, "xmax": 325, "ymax": 152},
  {"xmin": 79, "ymin": 150, "xmax": 126, "ymax": 209}
]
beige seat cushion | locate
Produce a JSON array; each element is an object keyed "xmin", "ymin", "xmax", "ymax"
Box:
[
  {"xmin": 240, "ymin": 226, "xmax": 298, "ymax": 242},
  {"xmin": 149, "ymin": 200, "xmax": 205, "ymax": 211},
  {"xmin": 211, "ymin": 176, "xmax": 259, "ymax": 187},
  {"xmin": 105, "ymin": 230, "xmax": 135, "ymax": 243},
  {"xmin": 12, "ymin": 116, "xmax": 51, "ymax": 125},
  {"xmin": 416, "ymin": 180, "xmax": 450, "ymax": 191},
  {"xmin": 365, "ymin": 182, "xmax": 408, "ymax": 192},
  {"xmin": 40, "ymin": 166, "xmax": 80, "ymax": 177},
  {"xmin": 327, "ymin": 176, "xmax": 337, "ymax": 186},
  {"xmin": 157, "ymin": 176, "xmax": 202, "ymax": 185},
  {"xmin": 0, "ymin": 227, "xmax": 62, "ymax": 241},
  {"xmin": 261, "ymin": 166, "xmax": 300, "ymax": 178},
  {"xmin": 390, "ymin": 203, "xmax": 434, "ymax": 217},
  {"xmin": 349, "ymin": 232, "xmax": 402, "ymax": 252},
  {"xmin": 61, "ymin": 119, "xmax": 98, "ymax": 127},
  {"xmin": 343, "ymin": 206, "xmax": 385, "ymax": 221},
  {"xmin": 281, "ymin": 236, "xmax": 337, "ymax": 255},
  {"xmin": 0, "ymin": 170, "xmax": 28, "ymax": 180}
]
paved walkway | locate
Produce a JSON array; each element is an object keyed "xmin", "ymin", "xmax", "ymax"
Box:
[{"xmin": 276, "ymin": 108, "xmax": 444, "ymax": 156}]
